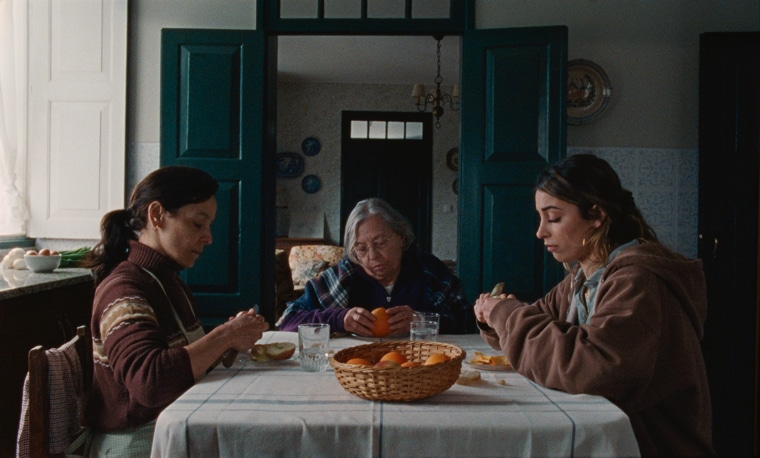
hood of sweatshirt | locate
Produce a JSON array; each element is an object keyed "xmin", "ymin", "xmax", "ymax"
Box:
[{"xmin": 602, "ymin": 242, "xmax": 707, "ymax": 339}]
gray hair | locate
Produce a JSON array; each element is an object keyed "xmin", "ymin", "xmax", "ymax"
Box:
[{"xmin": 344, "ymin": 198, "xmax": 416, "ymax": 263}]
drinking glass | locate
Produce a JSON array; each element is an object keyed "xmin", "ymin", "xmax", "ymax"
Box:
[
  {"xmin": 410, "ymin": 312, "xmax": 440, "ymax": 341},
  {"xmin": 298, "ymin": 323, "xmax": 332, "ymax": 372}
]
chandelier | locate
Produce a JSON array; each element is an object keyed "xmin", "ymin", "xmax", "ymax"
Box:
[{"xmin": 412, "ymin": 34, "xmax": 460, "ymax": 129}]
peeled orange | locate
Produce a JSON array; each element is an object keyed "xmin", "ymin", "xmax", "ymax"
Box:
[
  {"xmin": 379, "ymin": 351, "xmax": 407, "ymax": 365},
  {"xmin": 371, "ymin": 307, "xmax": 391, "ymax": 337},
  {"xmin": 423, "ymin": 353, "xmax": 450, "ymax": 366}
]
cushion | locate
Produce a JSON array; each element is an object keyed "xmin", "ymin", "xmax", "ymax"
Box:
[
  {"xmin": 292, "ymin": 260, "xmax": 330, "ymax": 288},
  {"xmin": 289, "ymin": 245, "xmax": 345, "ymax": 289}
]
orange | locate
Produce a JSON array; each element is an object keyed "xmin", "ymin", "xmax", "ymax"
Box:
[
  {"xmin": 379, "ymin": 351, "xmax": 407, "ymax": 365},
  {"xmin": 346, "ymin": 357, "xmax": 373, "ymax": 366},
  {"xmin": 371, "ymin": 307, "xmax": 391, "ymax": 337},
  {"xmin": 423, "ymin": 353, "xmax": 450, "ymax": 366},
  {"xmin": 400, "ymin": 361, "xmax": 420, "ymax": 368}
]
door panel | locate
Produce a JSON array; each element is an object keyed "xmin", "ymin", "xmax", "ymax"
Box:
[
  {"xmin": 698, "ymin": 31, "xmax": 760, "ymax": 456},
  {"xmin": 341, "ymin": 112, "xmax": 433, "ymax": 251},
  {"xmin": 161, "ymin": 29, "xmax": 272, "ymax": 327},
  {"xmin": 458, "ymin": 27, "xmax": 567, "ymax": 304}
]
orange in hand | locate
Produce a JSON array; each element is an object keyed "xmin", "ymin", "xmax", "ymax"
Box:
[{"xmin": 371, "ymin": 307, "xmax": 391, "ymax": 337}]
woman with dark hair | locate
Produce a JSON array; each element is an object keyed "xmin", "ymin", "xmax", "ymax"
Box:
[
  {"xmin": 277, "ymin": 197, "xmax": 473, "ymax": 336},
  {"xmin": 474, "ymin": 154, "xmax": 714, "ymax": 457},
  {"xmin": 85, "ymin": 166, "xmax": 268, "ymax": 456}
]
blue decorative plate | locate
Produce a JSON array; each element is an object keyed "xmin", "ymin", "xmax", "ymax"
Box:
[
  {"xmin": 301, "ymin": 137, "xmax": 321, "ymax": 156},
  {"xmin": 276, "ymin": 152, "xmax": 304, "ymax": 178},
  {"xmin": 301, "ymin": 174, "xmax": 321, "ymax": 194}
]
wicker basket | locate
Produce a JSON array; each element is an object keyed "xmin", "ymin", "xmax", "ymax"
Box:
[{"xmin": 330, "ymin": 340, "xmax": 465, "ymax": 402}]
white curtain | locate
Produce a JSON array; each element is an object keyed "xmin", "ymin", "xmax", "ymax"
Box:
[{"xmin": 0, "ymin": 0, "xmax": 28, "ymax": 236}]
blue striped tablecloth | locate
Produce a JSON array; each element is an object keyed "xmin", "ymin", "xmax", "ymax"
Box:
[{"xmin": 151, "ymin": 331, "xmax": 640, "ymax": 457}]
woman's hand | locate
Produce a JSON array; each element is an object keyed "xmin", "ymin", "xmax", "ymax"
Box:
[
  {"xmin": 474, "ymin": 292, "xmax": 515, "ymax": 325},
  {"xmin": 386, "ymin": 305, "xmax": 414, "ymax": 336},
  {"xmin": 227, "ymin": 308, "xmax": 270, "ymax": 351},
  {"xmin": 343, "ymin": 307, "xmax": 375, "ymax": 336}
]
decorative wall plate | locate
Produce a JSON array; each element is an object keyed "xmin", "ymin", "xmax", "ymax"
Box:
[
  {"xmin": 446, "ymin": 147, "xmax": 459, "ymax": 171},
  {"xmin": 276, "ymin": 152, "xmax": 304, "ymax": 178},
  {"xmin": 301, "ymin": 136, "xmax": 321, "ymax": 156},
  {"xmin": 301, "ymin": 174, "xmax": 321, "ymax": 194},
  {"xmin": 567, "ymin": 59, "xmax": 612, "ymax": 125}
]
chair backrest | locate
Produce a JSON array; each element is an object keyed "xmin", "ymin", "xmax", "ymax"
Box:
[
  {"xmin": 288, "ymin": 244, "xmax": 345, "ymax": 289},
  {"xmin": 25, "ymin": 325, "xmax": 92, "ymax": 458}
]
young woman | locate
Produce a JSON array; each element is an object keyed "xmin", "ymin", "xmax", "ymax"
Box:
[
  {"xmin": 474, "ymin": 154, "xmax": 714, "ymax": 457},
  {"xmin": 85, "ymin": 166, "xmax": 269, "ymax": 456},
  {"xmin": 277, "ymin": 198, "xmax": 473, "ymax": 336}
]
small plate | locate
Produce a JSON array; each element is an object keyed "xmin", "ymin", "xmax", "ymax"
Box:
[
  {"xmin": 466, "ymin": 361, "xmax": 512, "ymax": 372},
  {"xmin": 249, "ymin": 355, "xmax": 298, "ymax": 366},
  {"xmin": 301, "ymin": 174, "xmax": 321, "ymax": 193},
  {"xmin": 301, "ymin": 136, "xmax": 321, "ymax": 156}
]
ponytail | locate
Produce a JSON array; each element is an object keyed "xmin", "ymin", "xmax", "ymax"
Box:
[{"xmin": 85, "ymin": 208, "xmax": 137, "ymax": 285}]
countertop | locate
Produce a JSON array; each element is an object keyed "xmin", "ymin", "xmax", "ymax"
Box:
[{"xmin": 0, "ymin": 267, "xmax": 92, "ymax": 301}]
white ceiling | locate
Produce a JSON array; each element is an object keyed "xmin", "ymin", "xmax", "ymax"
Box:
[{"xmin": 276, "ymin": 35, "xmax": 461, "ymax": 86}]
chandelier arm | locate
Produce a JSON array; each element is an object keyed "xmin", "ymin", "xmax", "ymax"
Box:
[{"xmin": 411, "ymin": 35, "xmax": 458, "ymax": 128}]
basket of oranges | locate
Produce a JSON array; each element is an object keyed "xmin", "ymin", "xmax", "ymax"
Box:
[{"xmin": 329, "ymin": 340, "xmax": 466, "ymax": 402}]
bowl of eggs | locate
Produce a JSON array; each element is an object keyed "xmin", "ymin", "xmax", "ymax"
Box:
[{"xmin": 23, "ymin": 249, "xmax": 61, "ymax": 273}]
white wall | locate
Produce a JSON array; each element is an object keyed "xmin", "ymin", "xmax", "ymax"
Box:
[
  {"xmin": 476, "ymin": 0, "xmax": 759, "ymax": 148},
  {"xmin": 118, "ymin": 0, "xmax": 760, "ymax": 260}
]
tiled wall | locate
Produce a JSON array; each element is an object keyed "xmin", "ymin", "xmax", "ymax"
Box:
[
  {"xmin": 124, "ymin": 145, "xmax": 699, "ymax": 261},
  {"xmin": 568, "ymin": 147, "xmax": 699, "ymax": 259}
]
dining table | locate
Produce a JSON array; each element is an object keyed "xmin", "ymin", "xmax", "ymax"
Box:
[{"xmin": 151, "ymin": 331, "xmax": 640, "ymax": 457}]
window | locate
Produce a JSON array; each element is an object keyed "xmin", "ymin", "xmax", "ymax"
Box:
[{"xmin": 349, "ymin": 120, "xmax": 424, "ymax": 140}]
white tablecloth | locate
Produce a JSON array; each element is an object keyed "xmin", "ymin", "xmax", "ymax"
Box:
[{"xmin": 151, "ymin": 331, "xmax": 640, "ymax": 457}]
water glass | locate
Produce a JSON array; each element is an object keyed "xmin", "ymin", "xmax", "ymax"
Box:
[
  {"xmin": 298, "ymin": 323, "xmax": 331, "ymax": 372},
  {"xmin": 410, "ymin": 312, "xmax": 440, "ymax": 341}
]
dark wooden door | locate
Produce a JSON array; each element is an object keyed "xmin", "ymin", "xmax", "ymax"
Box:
[
  {"xmin": 340, "ymin": 111, "xmax": 433, "ymax": 251},
  {"xmin": 160, "ymin": 29, "xmax": 275, "ymax": 326},
  {"xmin": 698, "ymin": 31, "xmax": 760, "ymax": 457},
  {"xmin": 458, "ymin": 26, "xmax": 567, "ymax": 303}
]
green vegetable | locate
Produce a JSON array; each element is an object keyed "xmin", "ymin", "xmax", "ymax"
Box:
[{"xmin": 58, "ymin": 247, "xmax": 91, "ymax": 267}]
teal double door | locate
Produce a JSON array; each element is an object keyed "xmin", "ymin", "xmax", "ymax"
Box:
[{"xmin": 161, "ymin": 27, "xmax": 567, "ymax": 327}]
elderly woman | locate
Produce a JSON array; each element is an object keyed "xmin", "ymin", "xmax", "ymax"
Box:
[{"xmin": 277, "ymin": 198, "xmax": 473, "ymax": 336}]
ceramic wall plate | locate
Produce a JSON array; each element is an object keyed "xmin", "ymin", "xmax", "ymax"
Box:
[
  {"xmin": 301, "ymin": 136, "xmax": 321, "ymax": 156},
  {"xmin": 567, "ymin": 59, "xmax": 612, "ymax": 125},
  {"xmin": 276, "ymin": 152, "xmax": 304, "ymax": 178},
  {"xmin": 446, "ymin": 147, "xmax": 459, "ymax": 171},
  {"xmin": 301, "ymin": 174, "xmax": 321, "ymax": 194}
]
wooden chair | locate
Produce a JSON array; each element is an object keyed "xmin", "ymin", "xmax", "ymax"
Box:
[{"xmin": 23, "ymin": 325, "xmax": 92, "ymax": 458}]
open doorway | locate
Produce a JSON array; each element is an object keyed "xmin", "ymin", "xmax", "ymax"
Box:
[{"xmin": 275, "ymin": 35, "xmax": 460, "ymax": 261}]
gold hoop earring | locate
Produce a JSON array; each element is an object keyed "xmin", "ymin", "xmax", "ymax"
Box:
[{"xmin": 582, "ymin": 238, "xmax": 587, "ymax": 247}]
